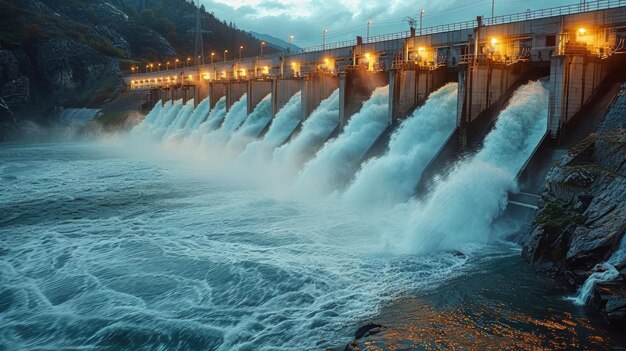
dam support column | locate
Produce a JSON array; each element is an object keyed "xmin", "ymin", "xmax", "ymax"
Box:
[
  {"xmin": 161, "ymin": 87, "xmax": 171, "ymax": 106},
  {"xmin": 227, "ymin": 81, "xmax": 247, "ymax": 112},
  {"xmin": 195, "ymin": 79, "xmax": 210, "ymax": 107},
  {"xmin": 389, "ymin": 64, "xmax": 456, "ymax": 124},
  {"xmin": 339, "ymin": 67, "xmax": 389, "ymax": 127},
  {"xmin": 272, "ymin": 78, "xmax": 301, "ymax": 117},
  {"xmin": 458, "ymin": 60, "xmax": 531, "ymax": 148},
  {"xmin": 182, "ymin": 85, "xmax": 195, "ymax": 105},
  {"xmin": 209, "ymin": 82, "xmax": 227, "ymax": 110},
  {"xmin": 548, "ymin": 54, "xmax": 613, "ymax": 140},
  {"xmin": 302, "ymin": 71, "xmax": 339, "ymax": 120},
  {"xmin": 247, "ymin": 80, "xmax": 272, "ymax": 115}
]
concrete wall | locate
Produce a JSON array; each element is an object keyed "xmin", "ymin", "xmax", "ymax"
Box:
[
  {"xmin": 247, "ymin": 80, "xmax": 272, "ymax": 115},
  {"xmin": 457, "ymin": 61, "xmax": 529, "ymax": 147},
  {"xmin": 272, "ymin": 78, "xmax": 301, "ymax": 116},
  {"xmin": 162, "ymin": 87, "xmax": 171, "ymax": 106},
  {"xmin": 339, "ymin": 68, "xmax": 389, "ymax": 127},
  {"xmin": 302, "ymin": 72, "xmax": 339, "ymax": 120},
  {"xmin": 182, "ymin": 85, "xmax": 195, "ymax": 105},
  {"xmin": 227, "ymin": 82, "xmax": 247, "ymax": 111},
  {"xmin": 389, "ymin": 66, "xmax": 456, "ymax": 122},
  {"xmin": 209, "ymin": 82, "xmax": 227, "ymax": 109},
  {"xmin": 548, "ymin": 54, "xmax": 611, "ymax": 138},
  {"xmin": 195, "ymin": 80, "xmax": 210, "ymax": 107}
]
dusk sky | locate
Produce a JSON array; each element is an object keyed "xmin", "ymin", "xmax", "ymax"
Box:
[{"xmin": 199, "ymin": 0, "xmax": 578, "ymax": 47}]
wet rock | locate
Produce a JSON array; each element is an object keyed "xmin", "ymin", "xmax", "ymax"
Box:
[
  {"xmin": 1, "ymin": 77, "xmax": 30, "ymax": 109},
  {"xmin": 592, "ymin": 281, "xmax": 626, "ymax": 325},
  {"xmin": 344, "ymin": 323, "xmax": 388, "ymax": 351},
  {"xmin": 522, "ymin": 84, "xmax": 626, "ymax": 320}
]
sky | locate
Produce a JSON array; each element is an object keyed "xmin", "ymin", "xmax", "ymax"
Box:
[{"xmin": 198, "ymin": 0, "xmax": 580, "ymax": 48}]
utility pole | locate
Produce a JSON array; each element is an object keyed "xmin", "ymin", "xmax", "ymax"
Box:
[
  {"xmin": 193, "ymin": 1, "xmax": 203, "ymax": 67},
  {"xmin": 323, "ymin": 29, "xmax": 328, "ymax": 50},
  {"xmin": 367, "ymin": 19, "xmax": 373, "ymax": 41},
  {"xmin": 420, "ymin": 9, "xmax": 425, "ymax": 35}
]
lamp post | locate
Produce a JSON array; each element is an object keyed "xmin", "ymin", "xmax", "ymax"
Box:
[
  {"xmin": 261, "ymin": 41, "xmax": 266, "ymax": 56},
  {"xmin": 211, "ymin": 52, "xmax": 215, "ymax": 64},
  {"xmin": 145, "ymin": 65, "xmax": 149, "ymax": 73},
  {"xmin": 288, "ymin": 35, "xmax": 294, "ymax": 53},
  {"xmin": 419, "ymin": 9, "xmax": 425, "ymax": 35},
  {"xmin": 224, "ymin": 49, "xmax": 228, "ymax": 62},
  {"xmin": 323, "ymin": 29, "xmax": 328, "ymax": 50},
  {"xmin": 239, "ymin": 45, "xmax": 243, "ymax": 61},
  {"xmin": 175, "ymin": 58, "xmax": 179, "ymax": 69},
  {"xmin": 150, "ymin": 63, "xmax": 153, "ymax": 73},
  {"xmin": 158, "ymin": 63, "xmax": 161, "ymax": 72},
  {"xmin": 186, "ymin": 57, "xmax": 191, "ymax": 67},
  {"xmin": 491, "ymin": 0, "xmax": 495, "ymax": 18},
  {"xmin": 198, "ymin": 55, "xmax": 201, "ymax": 67},
  {"xmin": 367, "ymin": 19, "xmax": 373, "ymax": 41},
  {"xmin": 166, "ymin": 61, "xmax": 170, "ymax": 70}
]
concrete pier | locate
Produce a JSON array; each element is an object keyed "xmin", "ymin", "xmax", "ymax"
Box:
[
  {"xmin": 339, "ymin": 67, "xmax": 388, "ymax": 126},
  {"xmin": 227, "ymin": 82, "xmax": 247, "ymax": 111},
  {"xmin": 209, "ymin": 82, "xmax": 227, "ymax": 109},
  {"xmin": 302, "ymin": 72, "xmax": 339, "ymax": 120},
  {"xmin": 272, "ymin": 78, "xmax": 301, "ymax": 116},
  {"xmin": 247, "ymin": 80, "xmax": 272, "ymax": 115},
  {"xmin": 458, "ymin": 60, "xmax": 531, "ymax": 148},
  {"xmin": 389, "ymin": 65, "xmax": 456, "ymax": 123}
]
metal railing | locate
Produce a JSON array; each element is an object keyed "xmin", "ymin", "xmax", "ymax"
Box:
[
  {"xmin": 126, "ymin": 0, "xmax": 626, "ymax": 80},
  {"xmin": 484, "ymin": 0, "xmax": 626, "ymax": 26}
]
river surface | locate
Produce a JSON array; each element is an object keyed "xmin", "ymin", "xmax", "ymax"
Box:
[{"xmin": 0, "ymin": 142, "xmax": 622, "ymax": 350}]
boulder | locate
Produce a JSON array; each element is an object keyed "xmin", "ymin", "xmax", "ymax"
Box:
[{"xmin": 592, "ymin": 281, "xmax": 626, "ymax": 325}]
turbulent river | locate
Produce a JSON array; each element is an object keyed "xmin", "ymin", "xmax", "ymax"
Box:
[{"xmin": 0, "ymin": 82, "xmax": 623, "ymax": 350}]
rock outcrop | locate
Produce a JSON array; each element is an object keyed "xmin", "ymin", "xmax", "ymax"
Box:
[{"xmin": 522, "ymin": 84, "xmax": 626, "ymax": 324}]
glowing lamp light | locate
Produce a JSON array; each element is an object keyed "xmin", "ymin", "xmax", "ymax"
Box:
[
  {"xmin": 188, "ymin": 75, "xmax": 193, "ymax": 80},
  {"xmin": 491, "ymin": 38, "xmax": 498, "ymax": 45},
  {"xmin": 417, "ymin": 47, "xmax": 425, "ymax": 52},
  {"xmin": 365, "ymin": 53, "xmax": 370, "ymax": 59},
  {"xmin": 578, "ymin": 28, "xmax": 586, "ymax": 35}
]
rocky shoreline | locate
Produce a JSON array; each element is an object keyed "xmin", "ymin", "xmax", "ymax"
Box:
[
  {"xmin": 522, "ymin": 85, "xmax": 626, "ymax": 325},
  {"xmin": 343, "ymin": 86, "xmax": 626, "ymax": 350}
]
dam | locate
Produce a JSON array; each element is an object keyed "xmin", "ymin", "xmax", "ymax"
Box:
[{"xmin": 123, "ymin": 0, "xmax": 626, "ymax": 217}]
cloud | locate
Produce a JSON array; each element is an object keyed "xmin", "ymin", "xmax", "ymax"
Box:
[{"xmin": 200, "ymin": 0, "xmax": 575, "ymax": 48}]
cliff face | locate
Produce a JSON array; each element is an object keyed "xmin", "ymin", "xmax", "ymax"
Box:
[
  {"xmin": 0, "ymin": 0, "xmax": 274, "ymax": 140},
  {"xmin": 522, "ymin": 85, "xmax": 626, "ymax": 324}
]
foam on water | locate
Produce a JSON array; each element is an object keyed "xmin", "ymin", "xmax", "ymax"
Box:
[
  {"xmin": 272, "ymin": 89, "xmax": 340, "ymax": 173},
  {"xmin": 344, "ymin": 83, "xmax": 458, "ymax": 208},
  {"xmin": 295, "ymin": 85, "xmax": 389, "ymax": 195},
  {"xmin": 401, "ymin": 81, "xmax": 548, "ymax": 254},
  {"xmin": 0, "ymin": 143, "xmax": 476, "ymax": 351}
]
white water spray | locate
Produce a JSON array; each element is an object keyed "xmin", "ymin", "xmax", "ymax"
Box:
[
  {"xmin": 184, "ymin": 97, "xmax": 212, "ymax": 131},
  {"xmin": 205, "ymin": 97, "xmax": 228, "ymax": 130},
  {"xmin": 238, "ymin": 91, "xmax": 302, "ymax": 163},
  {"xmin": 295, "ymin": 85, "xmax": 390, "ymax": 194},
  {"xmin": 402, "ymin": 81, "xmax": 548, "ymax": 254},
  {"xmin": 272, "ymin": 89, "xmax": 339, "ymax": 172},
  {"xmin": 344, "ymin": 83, "xmax": 458, "ymax": 208},
  {"xmin": 163, "ymin": 99, "xmax": 195, "ymax": 138},
  {"xmin": 201, "ymin": 94, "xmax": 248, "ymax": 149},
  {"xmin": 226, "ymin": 93, "xmax": 273, "ymax": 152}
]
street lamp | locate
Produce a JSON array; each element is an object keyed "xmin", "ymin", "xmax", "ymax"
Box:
[
  {"xmin": 323, "ymin": 29, "xmax": 328, "ymax": 50},
  {"xmin": 150, "ymin": 63, "xmax": 153, "ymax": 73},
  {"xmin": 211, "ymin": 52, "xmax": 215, "ymax": 64},
  {"xmin": 158, "ymin": 63, "xmax": 161, "ymax": 72},
  {"xmin": 367, "ymin": 19, "xmax": 373, "ymax": 40},
  {"xmin": 420, "ymin": 9, "xmax": 425, "ymax": 35},
  {"xmin": 224, "ymin": 49, "xmax": 228, "ymax": 62},
  {"xmin": 261, "ymin": 41, "xmax": 266, "ymax": 56},
  {"xmin": 288, "ymin": 35, "xmax": 294, "ymax": 53},
  {"xmin": 175, "ymin": 58, "xmax": 179, "ymax": 69},
  {"xmin": 145, "ymin": 65, "xmax": 149, "ymax": 73},
  {"xmin": 198, "ymin": 55, "xmax": 201, "ymax": 67},
  {"xmin": 186, "ymin": 57, "xmax": 191, "ymax": 67},
  {"xmin": 239, "ymin": 45, "xmax": 243, "ymax": 61}
]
